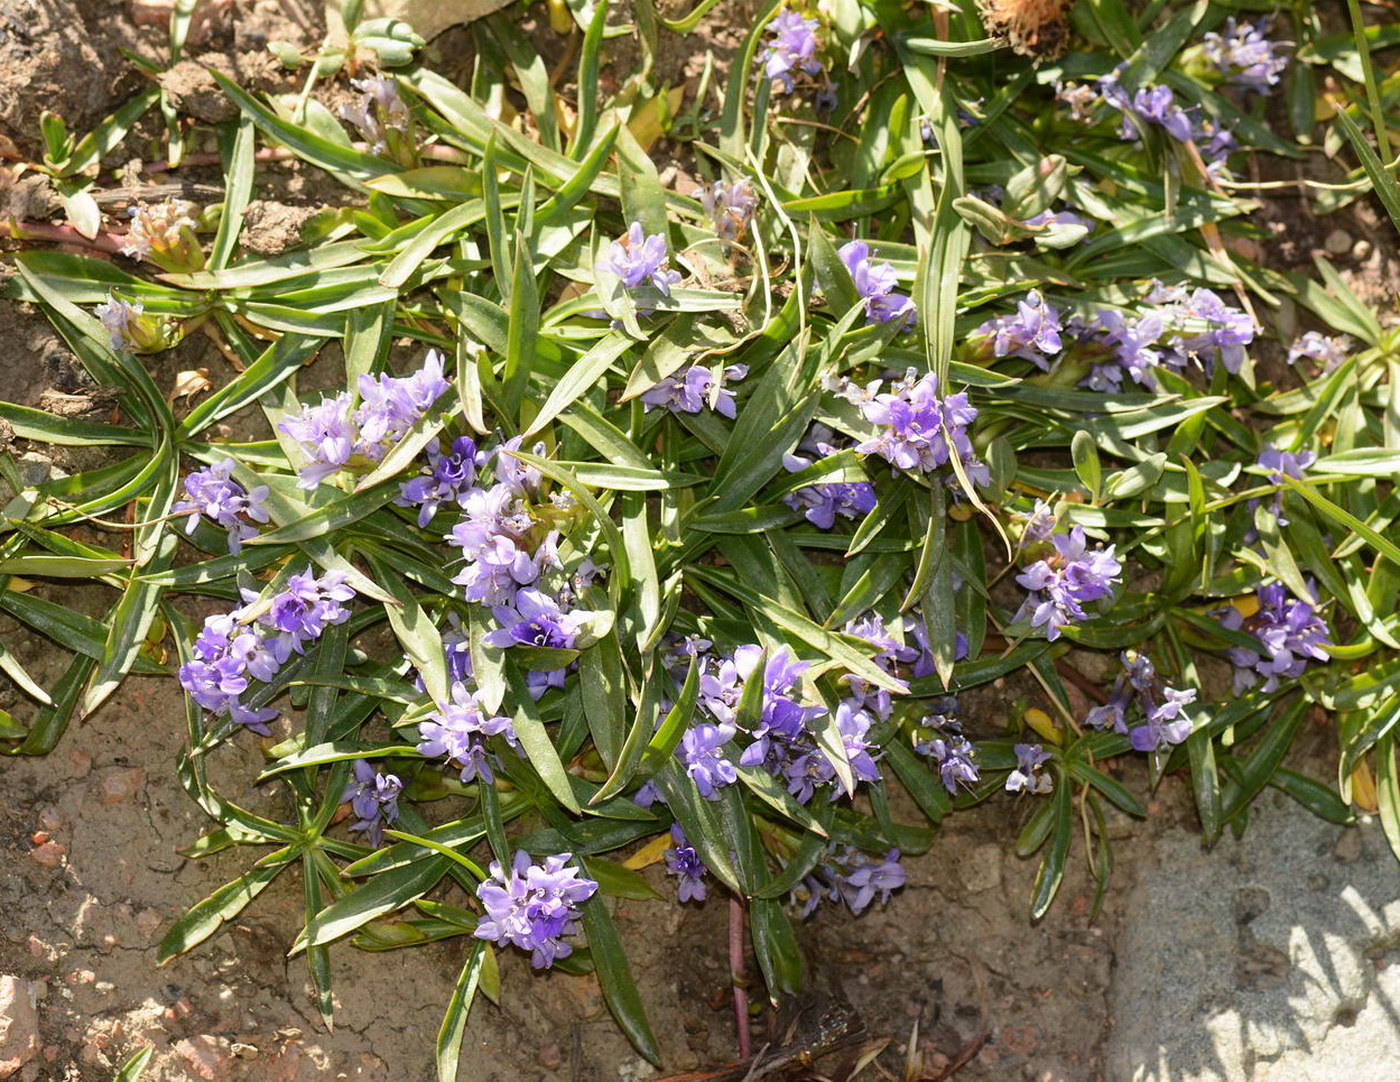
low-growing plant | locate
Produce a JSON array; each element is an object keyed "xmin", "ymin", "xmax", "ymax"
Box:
[{"xmin": 3, "ymin": 0, "xmax": 1399, "ymax": 1074}]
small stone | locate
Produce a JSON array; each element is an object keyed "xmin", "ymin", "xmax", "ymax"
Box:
[
  {"xmin": 537, "ymin": 1043, "xmax": 561, "ymax": 1069},
  {"xmin": 1353, "ymin": 239, "xmax": 1373, "ymax": 261},
  {"xmin": 28, "ymin": 842, "xmax": 65, "ymax": 868},
  {"xmin": 175, "ymin": 1035, "xmax": 233, "ymax": 1081},
  {"xmin": 99, "ymin": 767, "xmax": 145, "ymax": 804},
  {"xmin": 1000, "ymin": 1023, "xmax": 1040, "ymax": 1055},
  {"xmin": 0, "ymin": 975, "xmax": 41, "ymax": 1080},
  {"xmin": 230, "ymin": 1043, "xmax": 258, "ymax": 1060},
  {"xmin": 36, "ymin": 808, "xmax": 62, "ymax": 832},
  {"xmin": 1324, "ymin": 228, "xmax": 1352, "ymax": 255},
  {"xmin": 68, "ymin": 749, "xmax": 92, "ymax": 777},
  {"xmin": 1333, "ymin": 829, "xmax": 1363, "ymax": 865}
]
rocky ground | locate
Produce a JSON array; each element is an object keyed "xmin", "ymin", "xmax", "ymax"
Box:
[{"xmin": 1, "ymin": 2, "xmax": 1399, "ymax": 1081}]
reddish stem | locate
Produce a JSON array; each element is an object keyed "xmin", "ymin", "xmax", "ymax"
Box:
[
  {"xmin": 7, "ymin": 221, "xmax": 123, "ymax": 254},
  {"xmin": 728, "ymin": 893, "xmax": 751, "ymax": 1060}
]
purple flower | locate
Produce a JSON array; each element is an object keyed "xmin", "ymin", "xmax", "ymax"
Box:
[
  {"xmin": 601, "ymin": 222, "xmax": 682, "ymax": 295},
  {"xmin": 279, "ymin": 353, "xmax": 449, "ymax": 489},
  {"xmin": 1084, "ymin": 682, "xmax": 1130, "ymax": 732},
  {"xmin": 255, "ymin": 568, "xmax": 355, "ymax": 664},
  {"xmin": 339, "ymin": 74, "xmax": 411, "ymax": 154},
  {"xmin": 1130, "ymin": 687, "xmax": 1197, "ymax": 752},
  {"xmin": 172, "ymin": 458, "xmax": 270, "ymax": 554},
  {"xmin": 417, "ymin": 681, "xmax": 517, "ymax": 783},
  {"xmin": 1156, "ymin": 287, "xmax": 1255, "ymax": 375},
  {"xmin": 1015, "ymin": 526, "xmax": 1122, "ymax": 641},
  {"xmin": 680, "ymin": 722, "xmax": 738, "ymax": 798},
  {"xmin": 1130, "ymin": 84, "xmax": 1195, "ymax": 142},
  {"xmin": 1203, "ymin": 18, "xmax": 1289, "ymax": 94},
  {"xmin": 976, "ymin": 290, "xmax": 1063, "ymax": 368},
  {"xmin": 702, "ymin": 178, "xmax": 758, "ymax": 241},
  {"xmin": 918, "ymin": 734, "xmax": 980, "ymax": 794},
  {"xmin": 178, "ymin": 613, "xmax": 279, "ymax": 734},
  {"xmin": 838, "ymin": 241, "xmax": 916, "ymax": 326},
  {"xmin": 1005, "ymin": 743, "xmax": 1053, "ymax": 794},
  {"xmin": 1218, "ymin": 583, "xmax": 1331, "ymax": 693},
  {"xmin": 473, "ymin": 851, "xmax": 598, "ymax": 969},
  {"xmin": 853, "ymin": 369, "xmax": 988, "ymax": 486},
  {"xmin": 341, "ymin": 760, "xmax": 402, "ymax": 847},
  {"xmin": 837, "ymin": 848, "xmax": 905, "ymax": 914},
  {"xmin": 1287, "ymin": 331, "xmax": 1351, "ymax": 372},
  {"xmin": 1258, "ymin": 444, "xmax": 1315, "ymax": 485},
  {"xmin": 762, "ymin": 9, "xmax": 824, "ymax": 94},
  {"xmin": 94, "ymin": 296, "xmax": 150, "ymax": 354},
  {"xmin": 1022, "ymin": 208, "xmax": 1093, "ymax": 235},
  {"xmin": 1072, "ymin": 308, "xmax": 1164, "ymax": 391},
  {"xmin": 641, "ymin": 364, "xmax": 747, "ymax": 419},
  {"xmin": 781, "ymin": 438, "xmax": 875, "ymax": 529},
  {"xmin": 483, "ymin": 589, "xmax": 591, "ymax": 652},
  {"xmin": 355, "ymin": 350, "xmax": 450, "ymax": 450},
  {"xmin": 493, "ymin": 436, "xmax": 546, "ymax": 496},
  {"xmin": 178, "ymin": 572, "xmax": 353, "ymax": 736},
  {"xmin": 396, "ymin": 435, "xmax": 481, "ymax": 526},
  {"xmin": 664, "ymin": 825, "xmax": 708, "ymax": 902},
  {"xmin": 793, "ymin": 846, "xmax": 905, "ymax": 917},
  {"xmin": 278, "ymin": 393, "xmax": 356, "ymax": 489}
]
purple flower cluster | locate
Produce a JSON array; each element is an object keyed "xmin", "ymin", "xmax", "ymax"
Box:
[
  {"xmin": 178, "ymin": 568, "xmax": 355, "ymax": 734},
  {"xmin": 664, "ymin": 825, "xmax": 709, "ymax": 902},
  {"xmin": 1098, "ymin": 73, "xmax": 1236, "ymax": 173},
  {"xmin": 1005, "ymin": 743, "xmax": 1053, "ymax": 794},
  {"xmin": 397, "ymin": 436, "xmax": 482, "ymax": 526},
  {"xmin": 640, "ymin": 364, "xmax": 748, "ymax": 419},
  {"xmin": 1150, "ymin": 284, "xmax": 1255, "ymax": 375},
  {"xmin": 701, "ymin": 178, "xmax": 758, "ymax": 242},
  {"xmin": 680, "ymin": 722, "xmax": 738, "ymax": 797},
  {"xmin": 172, "ymin": 458, "xmax": 270, "ymax": 554},
  {"xmin": 782, "ymin": 426, "xmax": 876, "ymax": 530},
  {"xmin": 919, "ymin": 732, "xmax": 980, "ymax": 793},
  {"xmin": 761, "ymin": 9, "xmax": 828, "ymax": 98},
  {"xmin": 341, "ymin": 760, "xmax": 402, "ymax": 847},
  {"xmin": 1084, "ymin": 651, "xmax": 1198, "ymax": 754},
  {"xmin": 793, "ymin": 846, "xmax": 905, "ymax": 917},
  {"xmin": 1071, "ymin": 308, "xmax": 1166, "ymax": 391},
  {"xmin": 1203, "ymin": 18, "xmax": 1289, "ymax": 94},
  {"xmin": 838, "ymin": 242, "xmax": 916, "ymax": 326},
  {"xmin": 1015, "ymin": 525, "xmax": 1123, "ymax": 641},
  {"xmin": 473, "ymin": 851, "xmax": 598, "ymax": 968},
  {"xmin": 1287, "ymin": 331, "xmax": 1351, "ymax": 373},
  {"xmin": 852, "ymin": 369, "xmax": 989, "ymax": 487},
  {"xmin": 445, "ymin": 482, "xmax": 557, "ymax": 605},
  {"xmin": 416, "ymin": 681, "xmax": 518, "ymax": 784},
  {"xmin": 601, "ymin": 222, "xmax": 682, "ymax": 295},
  {"xmin": 976, "ymin": 290, "xmax": 1063, "ymax": 368},
  {"xmin": 1218, "ymin": 583, "xmax": 1331, "ymax": 694},
  {"xmin": 279, "ymin": 351, "xmax": 450, "ymax": 488}
]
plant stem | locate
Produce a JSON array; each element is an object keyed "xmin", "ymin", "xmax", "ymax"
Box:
[{"xmin": 728, "ymin": 893, "xmax": 750, "ymax": 1060}]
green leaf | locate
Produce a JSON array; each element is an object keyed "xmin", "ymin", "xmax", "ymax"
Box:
[
  {"xmin": 578, "ymin": 887, "xmax": 662, "ymax": 1065},
  {"xmin": 436, "ymin": 941, "xmax": 486, "ymax": 1082},
  {"xmin": 158, "ymin": 849, "xmax": 296, "ymax": 963}
]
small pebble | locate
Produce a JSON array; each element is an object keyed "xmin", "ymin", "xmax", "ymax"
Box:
[
  {"xmin": 29, "ymin": 841, "xmax": 67, "ymax": 867},
  {"xmin": 1324, "ymin": 228, "xmax": 1352, "ymax": 255}
]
